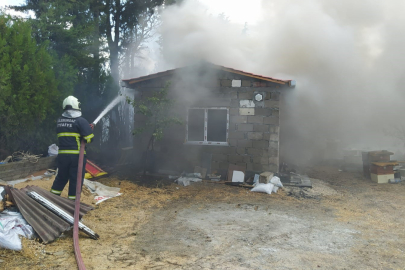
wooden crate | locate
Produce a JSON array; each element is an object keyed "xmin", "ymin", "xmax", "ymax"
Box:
[
  {"xmin": 370, "ymin": 164, "xmax": 394, "ymax": 175},
  {"xmin": 368, "ymin": 150, "xmax": 393, "ymax": 162}
]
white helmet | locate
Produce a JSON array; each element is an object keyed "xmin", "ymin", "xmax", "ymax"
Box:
[{"xmin": 63, "ymin": 96, "xmax": 81, "ymax": 110}]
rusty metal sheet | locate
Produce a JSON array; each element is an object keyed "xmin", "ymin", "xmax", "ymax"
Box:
[
  {"xmin": 9, "ymin": 186, "xmax": 94, "ymax": 244},
  {"xmin": 27, "ymin": 191, "xmax": 99, "ymax": 240},
  {"xmin": 10, "ymin": 188, "xmax": 70, "ymax": 244}
]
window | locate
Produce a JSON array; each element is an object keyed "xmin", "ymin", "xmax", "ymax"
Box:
[{"xmin": 186, "ymin": 107, "xmax": 229, "ymax": 145}]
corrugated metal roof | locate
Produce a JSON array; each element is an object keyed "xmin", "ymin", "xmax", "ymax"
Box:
[
  {"xmin": 25, "ymin": 186, "xmax": 93, "ymax": 218},
  {"xmin": 122, "ymin": 62, "xmax": 293, "ymax": 86},
  {"xmin": 9, "ymin": 186, "xmax": 94, "ymax": 244}
]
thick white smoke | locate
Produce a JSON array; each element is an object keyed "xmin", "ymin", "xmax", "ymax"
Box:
[{"xmin": 158, "ymin": 0, "xmax": 405, "ymax": 164}]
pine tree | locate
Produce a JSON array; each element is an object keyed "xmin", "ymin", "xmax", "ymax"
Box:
[{"xmin": 0, "ymin": 14, "xmax": 76, "ymax": 154}]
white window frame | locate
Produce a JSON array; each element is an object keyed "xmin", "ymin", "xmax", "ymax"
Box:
[{"xmin": 185, "ymin": 107, "xmax": 229, "ymax": 146}]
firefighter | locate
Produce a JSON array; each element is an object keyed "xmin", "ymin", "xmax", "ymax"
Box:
[{"xmin": 50, "ymin": 96, "xmax": 94, "ymax": 200}]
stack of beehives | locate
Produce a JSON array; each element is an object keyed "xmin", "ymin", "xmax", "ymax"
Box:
[{"xmin": 362, "ymin": 150, "xmax": 397, "ymax": 183}]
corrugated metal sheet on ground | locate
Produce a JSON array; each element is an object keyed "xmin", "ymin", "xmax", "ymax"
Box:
[
  {"xmin": 25, "ymin": 186, "xmax": 93, "ymax": 218},
  {"xmin": 10, "ymin": 186, "xmax": 94, "ymax": 244}
]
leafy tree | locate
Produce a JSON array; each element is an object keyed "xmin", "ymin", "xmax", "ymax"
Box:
[
  {"xmin": 120, "ymin": 9, "xmax": 160, "ymax": 79},
  {"xmin": 10, "ymin": 0, "xmax": 168, "ymax": 157},
  {"xmin": 101, "ymin": 0, "xmax": 164, "ymax": 81},
  {"xmin": 12, "ymin": 0, "xmax": 116, "ymax": 154},
  {"xmin": 0, "ymin": 14, "xmax": 76, "ymax": 154},
  {"xmin": 13, "ymin": 0, "xmax": 97, "ymax": 67}
]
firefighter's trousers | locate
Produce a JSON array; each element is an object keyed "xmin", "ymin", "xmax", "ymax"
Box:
[{"xmin": 50, "ymin": 154, "xmax": 87, "ymax": 200}]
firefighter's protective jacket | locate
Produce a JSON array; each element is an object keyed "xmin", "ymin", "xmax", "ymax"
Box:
[{"xmin": 56, "ymin": 112, "xmax": 94, "ymax": 154}]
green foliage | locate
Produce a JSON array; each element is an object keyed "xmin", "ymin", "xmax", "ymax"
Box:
[
  {"xmin": 13, "ymin": 0, "xmax": 166, "ymax": 150},
  {"xmin": 7, "ymin": 0, "xmax": 167, "ymax": 154},
  {"xmin": 0, "ymin": 14, "xmax": 76, "ymax": 153},
  {"xmin": 14, "ymin": 0, "xmax": 98, "ymax": 67},
  {"xmin": 12, "ymin": 0, "xmax": 117, "ymax": 151},
  {"xmin": 127, "ymin": 82, "xmax": 182, "ymax": 141},
  {"xmin": 15, "ymin": 0, "xmax": 108, "ymax": 95}
]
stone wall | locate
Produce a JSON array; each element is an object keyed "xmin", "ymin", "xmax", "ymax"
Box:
[
  {"xmin": 0, "ymin": 156, "xmax": 57, "ymax": 181},
  {"xmin": 131, "ymin": 71, "xmax": 284, "ymax": 174},
  {"xmin": 210, "ymin": 80, "xmax": 280, "ymax": 172}
]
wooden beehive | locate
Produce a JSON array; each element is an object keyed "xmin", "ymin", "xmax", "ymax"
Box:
[
  {"xmin": 368, "ymin": 151, "xmax": 393, "ymax": 162},
  {"xmin": 370, "ymin": 162, "xmax": 398, "ymax": 175},
  {"xmin": 362, "ymin": 151, "xmax": 394, "ymax": 179}
]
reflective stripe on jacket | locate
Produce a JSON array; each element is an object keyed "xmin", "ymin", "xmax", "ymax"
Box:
[{"xmin": 57, "ymin": 115, "xmax": 94, "ymax": 154}]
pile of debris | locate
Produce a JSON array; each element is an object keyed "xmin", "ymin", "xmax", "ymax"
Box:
[
  {"xmin": 0, "ymin": 159, "xmax": 117, "ymax": 251},
  {"xmin": 0, "ymin": 184, "xmax": 97, "ymax": 251},
  {"xmin": 163, "ymin": 164, "xmax": 312, "ymax": 195},
  {"xmin": 0, "ymin": 151, "xmax": 57, "ymax": 182},
  {"xmin": 0, "ymin": 151, "xmax": 42, "ymax": 165}
]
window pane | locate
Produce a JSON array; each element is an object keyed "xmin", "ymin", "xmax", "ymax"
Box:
[
  {"xmin": 207, "ymin": 109, "xmax": 227, "ymax": 142},
  {"xmin": 188, "ymin": 109, "xmax": 205, "ymax": 141}
]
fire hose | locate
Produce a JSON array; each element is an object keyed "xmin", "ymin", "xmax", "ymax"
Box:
[{"xmin": 73, "ymin": 140, "xmax": 86, "ymax": 270}]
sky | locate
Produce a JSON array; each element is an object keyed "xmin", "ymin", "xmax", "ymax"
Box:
[
  {"xmin": 200, "ymin": 0, "xmax": 262, "ymax": 25},
  {"xmin": 2, "ymin": 0, "xmax": 23, "ymax": 5},
  {"xmin": 1, "ymin": 0, "xmax": 262, "ymax": 23},
  {"xmin": 1, "ymin": 0, "xmax": 30, "ymax": 17}
]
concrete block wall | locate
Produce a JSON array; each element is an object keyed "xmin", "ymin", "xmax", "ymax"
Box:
[
  {"xmin": 209, "ymin": 78, "xmax": 281, "ymax": 173},
  {"xmin": 131, "ymin": 72, "xmax": 283, "ymax": 174},
  {"xmin": 0, "ymin": 156, "xmax": 57, "ymax": 181},
  {"xmin": 175, "ymin": 76, "xmax": 282, "ymax": 173}
]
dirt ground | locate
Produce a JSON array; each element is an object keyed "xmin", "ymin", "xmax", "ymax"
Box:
[{"xmin": 1, "ymin": 166, "xmax": 405, "ymax": 270}]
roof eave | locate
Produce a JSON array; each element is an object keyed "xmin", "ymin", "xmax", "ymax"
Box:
[{"xmin": 122, "ymin": 63, "xmax": 295, "ymax": 87}]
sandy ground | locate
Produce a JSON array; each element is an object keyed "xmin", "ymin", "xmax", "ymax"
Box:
[{"xmin": 1, "ymin": 166, "xmax": 405, "ymax": 270}]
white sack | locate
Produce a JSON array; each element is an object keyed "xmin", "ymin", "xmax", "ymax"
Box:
[
  {"xmin": 83, "ymin": 179, "xmax": 121, "ymax": 204},
  {"xmin": 94, "ymin": 193, "xmax": 122, "ymax": 204},
  {"xmin": 270, "ymin": 176, "xmax": 283, "ymax": 187},
  {"xmin": 0, "ymin": 211, "xmax": 34, "ymax": 251},
  {"xmin": 176, "ymin": 177, "xmax": 202, "ymax": 186},
  {"xmin": 83, "ymin": 179, "xmax": 120, "ymax": 197},
  {"xmin": 270, "ymin": 176, "xmax": 283, "ymax": 193},
  {"xmin": 48, "ymin": 144, "xmax": 59, "ymax": 156},
  {"xmin": 251, "ymin": 183, "xmax": 275, "ymax": 195}
]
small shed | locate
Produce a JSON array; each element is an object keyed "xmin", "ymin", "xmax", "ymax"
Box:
[{"xmin": 122, "ymin": 62, "xmax": 295, "ymax": 175}]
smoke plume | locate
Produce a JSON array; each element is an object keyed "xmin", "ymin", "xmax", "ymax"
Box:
[{"xmin": 158, "ymin": 0, "xmax": 405, "ymax": 164}]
